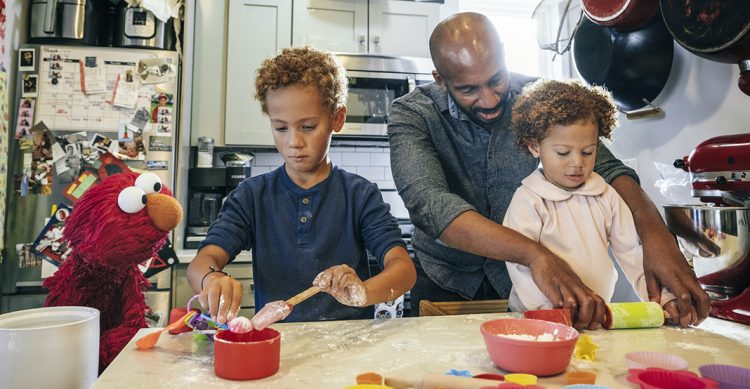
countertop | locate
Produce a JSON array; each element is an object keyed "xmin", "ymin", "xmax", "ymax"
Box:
[{"xmin": 94, "ymin": 313, "xmax": 750, "ymax": 388}]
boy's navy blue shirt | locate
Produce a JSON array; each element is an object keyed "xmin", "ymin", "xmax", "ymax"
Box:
[{"xmin": 200, "ymin": 164, "xmax": 406, "ymax": 322}]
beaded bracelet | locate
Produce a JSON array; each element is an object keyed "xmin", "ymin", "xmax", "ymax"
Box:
[{"xmin": 200, "ymin": 266, "xmax": 229, "ymax": 290}]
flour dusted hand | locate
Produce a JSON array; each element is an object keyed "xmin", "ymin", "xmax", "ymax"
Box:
[{"xmin": 314, "ymin": 264, "xmax": 368, "ymax": 307}]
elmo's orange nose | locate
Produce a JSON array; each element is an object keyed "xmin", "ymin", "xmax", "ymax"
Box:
[{"xmin": 146, "ymin": 193, "xmax": 183, "ymax": 232}]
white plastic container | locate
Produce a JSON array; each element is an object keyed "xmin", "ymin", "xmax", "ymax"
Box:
[{"xmin": 0, "ymin": 306, "xmax": 100, "ymax": 389}]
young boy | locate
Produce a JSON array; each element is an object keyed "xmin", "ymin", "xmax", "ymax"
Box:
[
  {"xmin": 504, "ymin": 79, "xmax": 680, "ymax": 327},
  {"xmin": 187, "ymin": 47, "xmax": 416, "ymax": 324}
]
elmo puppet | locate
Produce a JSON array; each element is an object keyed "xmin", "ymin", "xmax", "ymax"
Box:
[{"xmin": 43, "ymin": 172, "xmax": 182, "ymax": 373}]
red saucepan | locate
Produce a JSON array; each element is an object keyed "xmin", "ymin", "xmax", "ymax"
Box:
[
  {"xmin": 582, "ymin": 0, "xmax": 659, "ymax": 31},
  {"xmin": 660, "ymin": 0, "xmax": 750, "ymax": 96},
  {"xmin": 573, "ymin": 14, "xmax": 674, "ymax": 111}
]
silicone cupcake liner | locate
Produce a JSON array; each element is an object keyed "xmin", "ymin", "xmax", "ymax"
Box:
[
  {"xmin": 566, "ymin": 370, "xmax": 597, "ymax": 384},
  {"xmin": 699, "ymin": 364, "xmax": 750, "ymax": 389},
  {"xmin": 627, "ymin": 368, "xmax": 718, "ymax": 389},
  {"xmin": 562, "ymin": 385, "xmax": 613, "ymax": 389},
  {"xmin": 625, "ymin": 351, "xmax": 689, "ymax": 370}
]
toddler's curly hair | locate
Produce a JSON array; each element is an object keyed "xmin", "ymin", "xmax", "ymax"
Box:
[
  {"xmin": 512, "ymin": 79, "xmax": 618, "ymax": 151},
  {"xmin": 255, "ymin": 46, "xmax": 348, "ymax": 114}
]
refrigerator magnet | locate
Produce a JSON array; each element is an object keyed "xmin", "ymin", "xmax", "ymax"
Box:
[
  {"xmin": 14, "ymin": 98, "xmax": 35, "ymax": 140},
  {"xmin": 146, "ymin": 160, "xmax": 168, "ymax": 170},
  {"xmin": 64, "ymin": 170, "xmax": 100, "ymax": 203},
  {"xmin": 19, "ymin": 48, "xmax": 35, "ymax": 71},
  {"xmin": 22, "ymin": 74, "xmax": 38, "ymax": 97},
  {"xmin": 138, "ymin": 57, "xmax": 176, "ymax": 85}
]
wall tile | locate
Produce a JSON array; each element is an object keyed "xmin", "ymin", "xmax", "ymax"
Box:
[
  {"xmin": 251, "ymin": 166, "xmax": 272, "ymax": 176},
  {"xmin": 370, "ymin": 152, "xmax": 390, "ymax": 167},
  {"xmin": 342, "ymin": 152, "xmax": 370, "ymax": 166},
  {"xmin": 329, "ymin": 151, "xmax": 343, "ymax": 166},
  {"xmin": 247, "ymin": 147, "xmax": 395, "ymax": 190},
  {"xmin": 254, "ymin": 152, "xmax": 284, "ymax": 167},
  {"xmin": 357, "ymin": 166, "xmax": 385, "ymax": 181}
]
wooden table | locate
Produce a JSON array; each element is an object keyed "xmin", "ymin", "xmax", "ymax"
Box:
[{"xmin": 94, "ymin": 313, "xmax": 750, "ymax": 388}]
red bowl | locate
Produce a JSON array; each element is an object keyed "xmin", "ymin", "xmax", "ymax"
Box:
[
  {"xmin": 480, "ymin": 318, "xmax": 578, "ymax": 376},
  {"xmin": 214, "ymin": 328, "xmax": 281, "ymax": 380}
]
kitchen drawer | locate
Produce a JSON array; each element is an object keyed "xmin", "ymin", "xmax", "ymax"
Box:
[
  {"xmin": 238, "ymin": 307, "xmax": 255, "ymax": 318},
  {"xmin": 238, "ymin": 278, "xmax": 254, "ymax": 310},
  {"xmin": 0, "ymin": 293, "xmax": 47, "ymax": 313},
  {"xmin": 171, "ymin": 264, "xmax": 254, "ymax": 312},
  {"xmin": 223, "ymin": 263, "xmax": 253, "ymax": 279}
]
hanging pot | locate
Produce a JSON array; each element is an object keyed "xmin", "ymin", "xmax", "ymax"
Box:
[
  {"xmin": 581, "ymin": 0, "xmax": 659, "ymax": 31},
  {"xmin": 660, "ymin": 0, "xmax": 750, "ymax": 96},
  {"xmin": 573, "ymin": 14, "xmax": 674, "ymax": 111}
]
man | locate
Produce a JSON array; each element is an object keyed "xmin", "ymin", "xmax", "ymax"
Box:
[{"xmin": 388, "ymin": 12, "xmax": 709, "ymax": 328}]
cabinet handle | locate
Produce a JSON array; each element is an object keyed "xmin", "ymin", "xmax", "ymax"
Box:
[
  {"xmin": 373, "ymin": 35, "xmax": 381, "ymax": 45},
  {"xmin": 358, "ymin": 35, "xmax": 366, "ymax": 45}
]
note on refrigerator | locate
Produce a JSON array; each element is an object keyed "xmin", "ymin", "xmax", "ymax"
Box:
[
  {"xmin": 79, "ymin": 56, "xmax": 106, "ymax": 95},
  {"xmin": 110, "ymin": 70, "xmax": 140, "ymax": 109}
]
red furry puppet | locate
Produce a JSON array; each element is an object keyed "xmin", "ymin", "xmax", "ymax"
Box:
[{"xmin": 43, "ymin": 172, "xmax": 182, "ymax": 373}]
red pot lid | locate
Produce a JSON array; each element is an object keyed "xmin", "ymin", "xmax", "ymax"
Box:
[
  {"xmin": 582, "ymin": 0, "xmax": 659, "ymax": 31},
  {"xmin": 582, "ymin": 0, "xmax": 629, "ymax": 22}
]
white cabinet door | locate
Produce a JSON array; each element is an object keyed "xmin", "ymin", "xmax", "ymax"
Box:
[
  {"xmin": 292, "ymin": 0, "xmax": 368, "ymax": 53},
  {"xmin": 225, "ymin": 0, "xmax": 292, "ymax": 146},
  {"xmin": 369, "ymin": 0, "xmax": 440, "ymax": 58}
]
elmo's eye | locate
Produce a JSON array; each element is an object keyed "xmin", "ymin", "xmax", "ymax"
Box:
[
  {"xmin": 118, "ymin": 186, "xmax": 147, "ymax": 214},
  {"xmin": 135, "ymin": 173, "xmax": 162, "ymax": 194}
]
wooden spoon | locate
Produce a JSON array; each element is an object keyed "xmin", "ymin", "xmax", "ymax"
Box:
[{"xmin": 135, "ymin": 311, "xmax": 196, "ymax": 350}]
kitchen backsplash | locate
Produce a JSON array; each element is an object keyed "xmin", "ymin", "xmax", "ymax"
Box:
[{"xmin": 249, "ymin": 145, "xmax": 396, "ymax": 190}]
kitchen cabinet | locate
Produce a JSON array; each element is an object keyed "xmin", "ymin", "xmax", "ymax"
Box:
[
  {"xmin": 293, "ymin": 0, "xmax": 441, "ymax": 58},
  {"xmin": 193, "ymin": 0, "xmax": 456, "ymax": 146},
  {"xmin": 172, "ymin": 263, "xmax": 255, "ymax": 318},
  {"xmin": 224, "ymin": 0, "xmax": 292, "ymax": 146}
]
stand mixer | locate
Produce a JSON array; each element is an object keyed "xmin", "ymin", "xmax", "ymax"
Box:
[{"xmin": 664, "ymin": 133, "xmax": 750, "ymax": 325}]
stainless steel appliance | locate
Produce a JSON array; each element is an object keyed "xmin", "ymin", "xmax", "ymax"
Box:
[
  {"xmin": 1, "ymin": 45, "xmax": 180, "ymax": 316},
  {"xmin": 185, "ymin": 168, "xmax": 226, "ymax": 249},
  {"xmin": 334, "ymin": 54, "xmax": 433, "ymax": 138},
  {"xmin": 113, "ymin": 5, "xmax": 174, "ymax": 50},
  {"xmin": 221, "ymin": 153, "xmax": 253, "ymax": 195},
  {"xmin": 664, "ymin": 133, "xmax": 750, "ymax": 325},
  {"xmin": 30, "ymin": 0, "xmax": 111, "ymax": 46}
]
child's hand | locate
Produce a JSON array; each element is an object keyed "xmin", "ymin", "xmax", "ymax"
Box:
[
  {"xmin": 663, "ymin": 299, "xmax": 694, "ymax": 326},
  {"xmin": 199, "ymin": 273, "xmax": 243, "ymax": 324},
  {"xmin": 314, "ymin": 264, "xmax": 368, "ymax": 307}
]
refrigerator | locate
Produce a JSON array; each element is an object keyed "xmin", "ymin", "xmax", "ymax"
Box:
[{"xmin": 1, "ymin": 44, "xmax": 181, "ymax": 321}]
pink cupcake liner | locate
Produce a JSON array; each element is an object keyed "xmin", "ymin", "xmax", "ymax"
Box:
[
  {"xmin": 628, "ymin": 368, "xmax": 718, "ymax": 389},
  {"xmin": 625, "ymin": 351, "xmax": 689, "ymax": 370},
  {"xmin": 699, "ymin": 364, "xmax": 750, "ymax": 389},
  {"xmin": 562, "ymin": 385, "xmax": 613, "ymax": 389}
]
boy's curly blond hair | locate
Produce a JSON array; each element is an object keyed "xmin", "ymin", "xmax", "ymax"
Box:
[
  {"xmin": 254, "ymin": 47, "xmax": 348, "ymax": 115},
  {"xmin": 512, "ymin": 79, "xmax": 618, "ymax": 152}
]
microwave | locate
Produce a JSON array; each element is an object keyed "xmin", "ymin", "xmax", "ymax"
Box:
[{"xmin": 335, "ymin": 54, "xmax": 434, "ymax": 138}]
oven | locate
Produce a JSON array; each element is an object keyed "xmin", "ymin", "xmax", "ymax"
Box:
[
  {"xmin": 335, "ymin": 54, "xmax": 434, "ymax": 138},
  {"xmin": 371, "ymin": 189, "xmax": 415, "ymax": 317}
]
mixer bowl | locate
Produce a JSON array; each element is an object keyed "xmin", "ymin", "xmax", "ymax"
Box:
[{"xmin": 663, "ymin": 205, "xmax": 750, "ymax": 299}]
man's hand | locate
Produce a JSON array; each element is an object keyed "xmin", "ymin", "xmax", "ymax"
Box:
[
  {"xmin": 611, "ymin": 176, "xmax": 710, "ymax": 327},
  {"xmin": 527, "ymin": 247, "xmax": 607, "ymax": 330},
  {"xmin": 641, "ymin": 232, "xmax": 709, "ymax": 327}
]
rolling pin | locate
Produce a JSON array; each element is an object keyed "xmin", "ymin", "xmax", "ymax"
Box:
[{"xmin": 385, "ymin": 373, "xmax": 504, "ymax": 389}]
